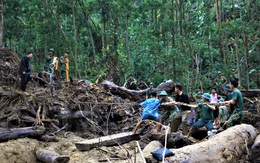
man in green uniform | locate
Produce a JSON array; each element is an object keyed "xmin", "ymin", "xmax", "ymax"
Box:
[
  {"xmin": 157, "ymin": 91, "xmax": 179, "ymax": 133},
  {"xmin": 221, "ymin": 79, "xmax": 244, "ymax": 128},
  {"xmin": 146, "ymin": 82, "xmax": 156, "ymax": 99},
  {"xmin": 138, "ymin": 79, "xmax": 148, "ymax": 90},
  {"xmin": 195, "ymin": 91, "xmax": 204, "ymax": 122},
  {"xmin": 215, "ymin": 71, "xmax": 227, "ymax": 94},
  {"xmin": 59, "ymin": 51, "xmax": 69, "ymax": 81},
  {"xmin": 44, "ymin": 48, "xmax": 54, "ymax": 73},
  {"xmin": 230, "ymin": 69, "xmax": 241, "ymax": 87},
  {"xmin": 125, "ymin": 75, "xmax": 137, "ymax": 90},
  {"xmin": 215, "ymin": 84, "xmax": 233, "ymax": 128},
  {"xmin": 181, "ymin": 93, "xmax": 215, "ymax": 135}
]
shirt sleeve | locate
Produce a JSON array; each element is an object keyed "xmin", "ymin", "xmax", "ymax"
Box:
[{"xmin": 232, "ymin": 91, "xmax": 238, "ymax": 101}]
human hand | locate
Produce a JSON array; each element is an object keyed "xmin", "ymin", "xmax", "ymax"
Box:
[{"xmin": 22, "ymin": 71, "xmax": 26, "ymax": 75}]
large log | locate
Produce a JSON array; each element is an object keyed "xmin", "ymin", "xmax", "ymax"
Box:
[
  {"xmin": 0, "ymin": 126, "xmax": 45, "ymax": 142},
  {"xmin": 168, "ymin": 124, "xmax": 257, "ymax": 162},
  {"xmin": 250, "ymin": 134, "xmax": 260, "ymax": 163},
  {"xmin": 102, "ymin": 80, "xmax": 175, "ymax": 101},
  {"xmin": 150, "ymin": 132, "xmax": 194, "ymax": 148},
  {"xmin": 36, "ymin": 148, "xmax": 70, "ymax": 163},
  {"xmin": 241, "ymin": 89, "xmax": 260, "ymax": 97},
  {"xmin": 75, "ymin": 132, "xmax": 140, "ymax": 151}
]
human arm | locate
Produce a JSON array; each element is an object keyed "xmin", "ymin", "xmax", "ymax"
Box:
[{"xmin": 20, "ymin": 57, "xmax": 27, "ymax": 74}]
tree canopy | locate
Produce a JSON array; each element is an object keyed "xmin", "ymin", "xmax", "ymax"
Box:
[{"xmin": 2, "ymin": 0, "xmax": 260, "ymax": 91}]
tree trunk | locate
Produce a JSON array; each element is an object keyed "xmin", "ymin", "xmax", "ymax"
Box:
[
  {"xmin": 244, "ymin": 34, "xmax": 249, "ymax": 89},
  {"xmin": 36, "ymin": 148, "xmax": 70, "ymax": 163},
  {"xmin": 168, "ymin": 124, "xmax": 257, "ymax": 162},
  {"xmin": 235, "ymin": 35, "xmax": 241, "ymax": 83},
  {"xmin": 0, "ymin": 0, "xmax": 3, "ymax": 46},
  {"xmin": 0, "ymin": 126, "xmax": 45, "ymax": 142},
  {"xmin": 72, "ymin": 0, "xmax": 80, "ymax": 78}
]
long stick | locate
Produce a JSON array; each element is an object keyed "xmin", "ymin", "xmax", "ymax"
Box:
[
  {"xmin": 136, "ymin": 141, "xmax": 146, "ymax": 163},
  {"xmin": 162, "ymin": 124, "xmax": 170, "ymax": 163}
]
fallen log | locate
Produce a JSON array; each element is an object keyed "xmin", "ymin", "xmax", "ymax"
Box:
[
  {"xmin": 0, "ymin": 126, "xmax": 45, "ymax": 142},
  {"xmin": 75, "ymin": 132, "xmax": 140, "ymax": 151},
  {"xmin": 36, "ymin": 148, "xmax": 70, "ymax": 163},
  {"xmin": 241, "ymin": 89, "xmax": 260, "ymax": 97},
  {"xmin": 151, "ymin": 132, "xmax": 195, "ymax": 148},
  {"xmin": 250, "ymin": 134, "xmax": 260, "ymax": 162},
  {"xmin": 102, "ymin": 80, "xmax": 175, "ymax": 101},
  {"xmin": 168, "ymin": 124, "xmax": 257, "ymax": 162}
]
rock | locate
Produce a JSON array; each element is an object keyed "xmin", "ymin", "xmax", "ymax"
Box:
[{"xmin": 136, "ymin": 141, "xmax": 163, "ymax": 162}]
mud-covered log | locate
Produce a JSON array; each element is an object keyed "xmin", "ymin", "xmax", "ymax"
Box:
[
  {"xmin": 250, "ymin": 134, "xmax": 260, "ymax": 162},
  {"xmin": 0, "ymin": 126, "xmax": 45, "ymax": 142},
  {"xmin": 102, "ymin": 80, "xmax": 146, "ymax": 101},
  {"xmin": 59, "ymin": 108, "xmax": 91, "ymax": 119},
  {"xmin": 102, "ymin": 80, "xmax": 175, "ymax": 101},
  {"xmin": 150, "ymin": 132, "xmax": 194, "ymax": 148},
  {"xmin": 168, "ymin": 124, "xmax": 257, "ymax": 162},
  {"xmin": 241, "ymin": 89, "xmax": 260, "ymax": 97},
  {"xmin": 76, "ymin": 132, "xmax": 140, "ymax": 151},
  {"xmin": 155, "ymin": 80, "xmax": 175, "ymax": 94},
  {"xmin": 36, "ymin": 148, "xmax": 70, "ymax": 163}
]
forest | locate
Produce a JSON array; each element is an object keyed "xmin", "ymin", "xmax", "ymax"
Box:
[
  {"xmin": 1, "ymin": 0, "xmax": 260, "ymax": 91},
  {"xmin": 0, "ymin": 1, "xmax": 260, "ymax": 162}
]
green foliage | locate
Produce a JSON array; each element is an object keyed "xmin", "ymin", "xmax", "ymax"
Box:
[{"xmin": 3, "ymin": 0, "xmax": 260, "ymax": 90}]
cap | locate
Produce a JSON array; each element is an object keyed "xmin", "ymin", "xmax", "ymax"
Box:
[
  {"xmin": 223, "ymin": 84, "xmax": 231, "ymax": 92},
  {"xmin": 218, "ymin": 71, "xmax": 222, "ymax": 74},
  {"xmin": 159, "ymin": 91, "xmax": 167, "ymax": 96},
  {"xmin": 202, "ymin": 93, "xmax": 211, "ymax": 101},
  {"xmin": 49, "ymin": 48, "xmax": 54, "ymax": 52}
]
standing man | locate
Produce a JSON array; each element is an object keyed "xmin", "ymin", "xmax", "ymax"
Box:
[
  {"xmin": 221, "ymin": 79, "xmax": 244, "ymax": 128},
  {"xmin": 162, "ymin": 85, "xmax": 190, "ymax": 135},
  {"xmin": 125, "ymin": 75, "xmax": 137, "ymax": 90},
  {"xmin": 19, "ymin": 52, "xmax": 33, "ymax": 95},
  {"xmin": 215, "ymin": 71, "xmax": 227, "ymax": 94},
  {"xmin": 44, "ymin": 48, "xmax": 54, "ymax": 73},
  {"xmin": 157, "ymin": 91, "xmax": 179, "ymax": 133},
  {"xmin": 59, "ymin": 51, "xmax": 69, "ymax": 82},
  {"xmin": 230, "ymin": 69, "xmax": 241, "ymax": 87},
  {"xmin": 138, "ymin": 79, "xmax": 148, "ymax": 90},
  {"xmin": 146, "ymin": 82, "xmax": 156, "ymax": 99}
]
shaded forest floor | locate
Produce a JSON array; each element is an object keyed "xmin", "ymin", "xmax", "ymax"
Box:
[{"xmin": 0, "ymin": 48, "xmax": 259, "ymax": 162}]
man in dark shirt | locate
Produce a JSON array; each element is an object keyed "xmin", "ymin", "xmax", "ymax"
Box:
[
  {"xmin": 162, "ymin": 84, "xmax": 190, "ymax": 135},
  {"xmin": 19, "ymin": 52, "xmax": 33, "ymax": 95}
]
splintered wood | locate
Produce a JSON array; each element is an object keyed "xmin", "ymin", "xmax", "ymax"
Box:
[{"xmin": 75, "ymin": 132, "xmax": 140, "ymax": 151}]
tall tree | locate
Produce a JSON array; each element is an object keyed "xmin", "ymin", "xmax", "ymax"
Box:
[{"xmin": 0, "ymin": 0, "xmax": 3, "ymax": 46}]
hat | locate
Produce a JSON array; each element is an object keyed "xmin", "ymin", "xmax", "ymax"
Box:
[
  {"xmin": 49, "ymin": 48, "xmax": 54, "ymax": 52},
  {"xmin": 223, "ymin": 84, "xmax": 231, "ymax": 92},
  {"xmin": 159, "ymin": 91, "xmax": 167, "ymax": 96},
  {"xmin": 202, "ymin": 93, "xmax": 211, "ymax": 101},
  {"xmin": 218, "ymin": 71, "xmax": 222, "ymax": 74},
  {"xmin": 150, "ymin": 82, "xmax": 154, "ymax": 85},
  {"xmin": 218, "ymin": 98, "xmax": 224, "ymax": 102},
  {"xmin": 231, "ymin": 69, "xmax": 236, "ymax": 72}
]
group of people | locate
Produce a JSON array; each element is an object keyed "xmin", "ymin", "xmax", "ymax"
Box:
[
  {"xmin": 19, "ymin": 49, "xmax": 70, "ymax": 95},
  {"xmin": 133, "ymin": 72, "xmax": 244, "ymax": 137}
]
